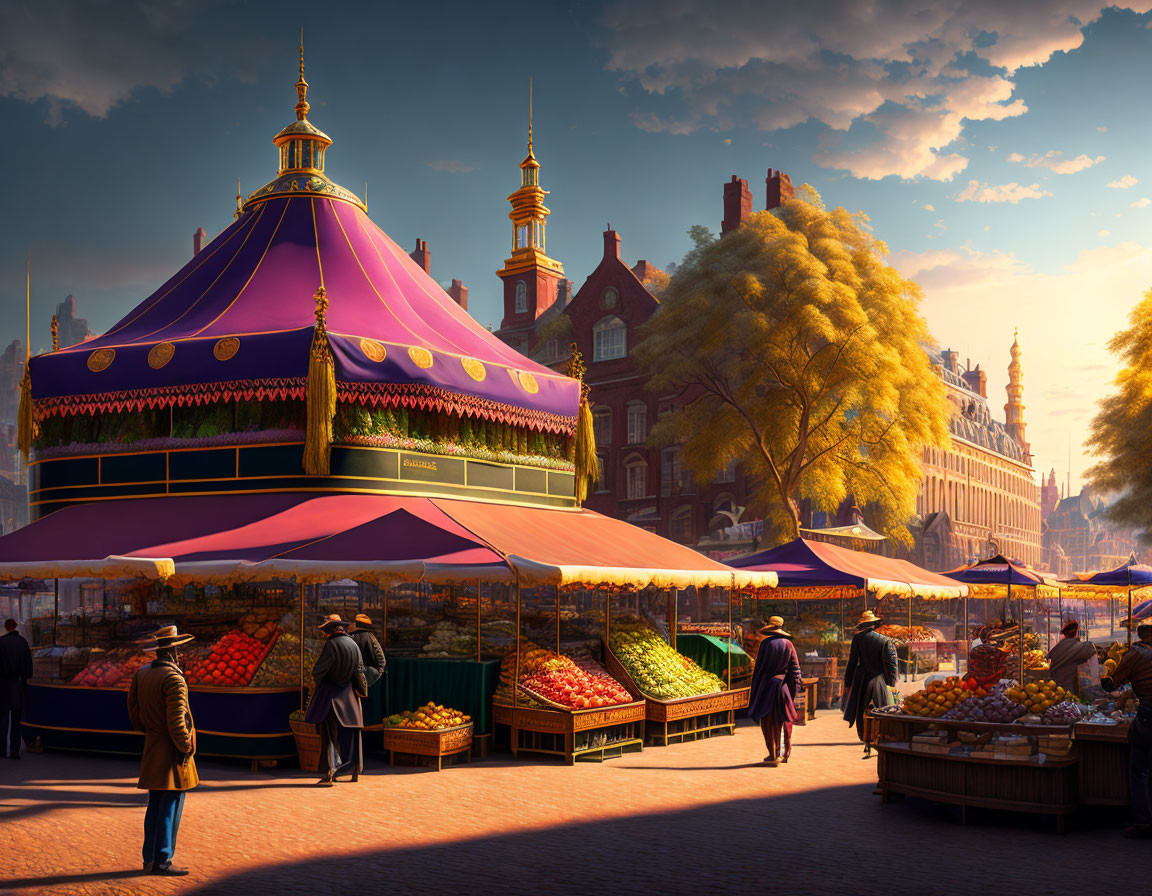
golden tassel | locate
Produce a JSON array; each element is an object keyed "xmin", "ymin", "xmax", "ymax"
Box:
[
  {"xmin": 566, "ymin": 343, "xmax": 599, "ymax": 506},
  {"xmin": 17, "ymin": 365, "xmax": 32, "ymax": 461},
  {"xmin": 304, "ymin": 286, "xmax": 336, "ymax": 476}
]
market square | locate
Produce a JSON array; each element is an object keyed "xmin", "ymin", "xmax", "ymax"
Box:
[{"xmin": 2, "ymin": 3, "xmax": 1152, "ymax": 893}]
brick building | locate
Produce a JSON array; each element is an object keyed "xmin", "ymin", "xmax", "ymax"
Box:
[{"xmin": 1042, "ymin": 488, "xmax": 1140, "ymax": 576}]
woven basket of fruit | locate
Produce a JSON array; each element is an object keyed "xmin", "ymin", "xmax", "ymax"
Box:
[
  {"xmin": 381, "ymin": 703, "xmax": 473, "ymax": 770},
  {"xmin": 288, "ymin": 712, "xmax": 321, "ymax": 772}
]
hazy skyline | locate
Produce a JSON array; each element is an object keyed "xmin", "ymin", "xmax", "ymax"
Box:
[{"xmin": 4, "ymin": 1, "xmax": 1152, "ymax": 490}]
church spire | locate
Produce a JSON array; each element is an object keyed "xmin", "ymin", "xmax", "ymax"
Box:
[
  {"xmin": 295, "ymin": 28, "xmax": 310, "ymax": 122},
  {"xmin": 1005, "ymin": 329, "xmax": 1029, "ymax": 457}
]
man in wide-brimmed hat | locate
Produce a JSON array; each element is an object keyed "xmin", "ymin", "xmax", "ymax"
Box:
[
  {"xmin": 303, "ymin": 614, "xmax": 368, "ymax": 785},
  {"xmin": 841, "ymin": 610, "xmax": 898, "ymax": 757},
  {"xmin": 127, "ymin": 625, "xmax": 198, "ymax": 876},
  {"xmin": 747, "ymin": 616, "xmax": 802, "ymax": 766},
  {"xmin": 348, "ymin": 613, "xmax": 386, "ymax": 725}
]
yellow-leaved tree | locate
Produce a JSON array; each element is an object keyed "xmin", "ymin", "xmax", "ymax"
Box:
[
  {"xmin": 1086, "ymin": 288, "xmax": 1152, "ymax": 531},
  {"xmin": 633, "ymin": 189, "xmax": 952, "ymax": 544}
]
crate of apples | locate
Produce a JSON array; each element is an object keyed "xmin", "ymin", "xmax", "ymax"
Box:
[
  {"xmin": 901, "ymin": 676, "xmax": 981, "ymax": 717},
  {"xmin": 186, "ymin": 631, "xmax": 274, "ymax": 687}
]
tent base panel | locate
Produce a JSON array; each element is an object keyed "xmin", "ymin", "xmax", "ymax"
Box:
[
  {"xmin": 492, "ymin": 700, "xmax": 646, "ymax": 765},
  {"xmin": 23, "ymin": 683, "xmax": 299, "ymax": 760}
]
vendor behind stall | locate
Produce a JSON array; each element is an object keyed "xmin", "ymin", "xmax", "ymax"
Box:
[
  {"xmin": 1047, "ymin": 620, "xmax": 1096, "ymax": 694},
  {"xmin": 967, "ymin": 627, "xmax": 1011, "ymax": 688},
  {"xmin": 1101, "ymin": 622, "xmax": 1152, "ymax": 839}
]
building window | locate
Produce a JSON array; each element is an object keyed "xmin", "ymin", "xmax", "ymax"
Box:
[
  {"xmin": 626, "ymin": 458, "xmax": 647, "ymax": 500},
  {"xmin": 593, "ymin": 407, "xmax": 612, "ymax": 446},
  {"xmin": 716, "ymin": 458, "xmax": 737, "ymax": 483},
  {"xmin": 592, "ymin": 316, "xmax": 626, "ymax": 361},
  {"xmin": 515, "ymin": 280, "xmax": 527, "ymax": 314},
  {"xmin": 595, "ymin": 451, "xmax": 610, "ymax": 492},
  {"xmin": 661, "ymin": 447, "xmax": 681, "ymax": 497},
  {"xmin": 626, "ymin": 402, "xmax": 647, "ymax": 445},
  {"xmin": 545, "ymin": 338, "xmax": 558, "ymax": 362},
  {"xmin": 603, "ymin": 287, "xmax": 618, "ymax": 309},
  {"xmin": 670, "ymin": 507, "xmax": 693, "ymax": 544},
  {"xmin": 515, "ymin": 224, "xmax": 529, "ymax": 249}
]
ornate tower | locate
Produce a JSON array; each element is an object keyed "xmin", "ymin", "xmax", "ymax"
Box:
[
  {"xmin": 1005, "ymin": 329, "xmax": 1029, "ymax": 456},
  {"xmin": 497, "ymin": 82, "xmax": 565, "ymax": 333}
]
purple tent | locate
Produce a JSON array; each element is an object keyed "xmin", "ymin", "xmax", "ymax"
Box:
[{"xmin": 1065, "ymin": 554, "xmax": 1152, "ymax": 644}]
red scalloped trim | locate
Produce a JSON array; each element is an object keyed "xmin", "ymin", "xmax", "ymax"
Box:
[{"xmin": 33, "ymin": 378, "xmax": 577, "ymax": 435}]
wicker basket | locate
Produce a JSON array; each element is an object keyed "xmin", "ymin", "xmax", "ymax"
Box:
[{"xmin": 289, "ymin": 719, "xmax": 321, "ymax": 772}]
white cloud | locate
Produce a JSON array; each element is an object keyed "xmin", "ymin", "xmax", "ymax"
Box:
[
  {"xmin": 1108, "ymin": 175, "xmax": 1139, "ymax": 189},
  {"xmin": 0, "ymin": 0, "xmax": 264, "ymax": 124},
  {"xmin": 426, "ymin": 159, "xmax": 477, "ymax": 174},
  {"xmin": 954, "ymin": 180, "xmax": 1052, "ymax": 203},
  {"xmin": 1098, "ymin": 230, "xmax": 1111, "ymax": 238},
  {"xmin": 1007, "ymin": 150, "xmax": 1105, "ymax": 174},
  {"xmin": 600, "ymin": 2, "xmax": 1152, "ymax": 180},
  {"xmin": 1133, "ymin": 197, "xmax": 1152, "ymax": 209},
  {"xmin": 890, "ymin": 241, "xmax": 1152, "ymax": 484},
  {"xmin": 1097, "ymin": 126, "xmax": 1108, "ymax": 133},
  {"xmin": 923, "ymin": 203, "xmax": 936, "ymax": 212}
]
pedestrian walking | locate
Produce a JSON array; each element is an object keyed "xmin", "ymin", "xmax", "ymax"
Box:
[
  {"xmin": 127, "ymin": 625, "xmax": 198, "ymax": 877},
  {"xmin": 304, "ymin": 614, "xmax": 367, "ymax": 786},
  {"xmin": 842, "ymin": 610, "xmax": 898, "ymax": 758},
  {"xmin": 349, "ymin": 613, "xmax": 386, "ymax": 724},
  {"xmin": 0, "ymin": 619, "xmax": 32, "ymax": 759},
  {"xmin": 746, "ymin": 616, "xmax": 802, "ymax": 767},
  {"xmin": 1101, "ymin": 622, "xmax": 1152, "ymax": 839}
]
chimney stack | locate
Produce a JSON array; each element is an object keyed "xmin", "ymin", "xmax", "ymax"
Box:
[
  {"xmin": 766, "ymin": 168, "xmax": 794, "ymax": 210},
  {"xmin": 722, "ymin": 175, "xmax": 753, "ymax": 234},
  {"xmin": 962, "ymin": 364, "xmax": 988, "ymax": 398},
  {"xmin": 941, "ymin": 348, "xmax": 960, "ymax": 374},
  {"xmin": 410, "ymin": 238, "xmax": 431, "ymax": 274},
  {"xmin": 448, "ymin": 279, "xmax": 468, "ymax": 311},
  {"xmin": 193, "ymin": 227, "xmax": 206, "ymax": 256},
  {"xmin": 603, "ymin": 229, "xmax": 620, "ymax": 260}
]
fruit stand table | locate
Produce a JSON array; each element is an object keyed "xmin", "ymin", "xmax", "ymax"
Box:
[
  {"xmin": 493, "ymin": 699, "xmax": 646, "ymax": 764},
  {"xmin": 383, "ymin": 657, "xmax": 500, "ymax": 737},
  {"xmin": 381, "ymin": 722, "xmax": 474, "ymax": 771},
  {"xmin": 1075, "ymin": 720, "xmax": 1131, "ymax": 807}
]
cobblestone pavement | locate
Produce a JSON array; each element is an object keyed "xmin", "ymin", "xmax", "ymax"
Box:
[{"xmin": 0, "ymin": 712, "xmax": 1145, "ymax": 896}]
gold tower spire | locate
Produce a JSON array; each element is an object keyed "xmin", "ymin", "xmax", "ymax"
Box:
[
  {"xmin": 528, "ymin": 77, "xmax": 533, "ymax": 155},
  {"xmin": 1005, "ymin": 328, "xmax": 1028, "ymax": 457},
  {"xmin": 295, "ymin": 28, "xmax": 310, "ymax": 121},
  {"xmin": 234, "ymin": 178, "xmax": 243, "ymax": 219}
]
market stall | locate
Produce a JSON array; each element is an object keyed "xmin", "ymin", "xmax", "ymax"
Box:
[{"xmin": 1063, "ymin": 555, "xmax": 1152, "ymax": 647}]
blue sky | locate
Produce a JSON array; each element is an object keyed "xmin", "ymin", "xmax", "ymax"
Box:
[{"xmin": 4, "ymin": 1, "xmax": 1152, "ymax": 490}]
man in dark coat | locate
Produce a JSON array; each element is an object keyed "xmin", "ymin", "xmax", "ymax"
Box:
[
  {"xmin": 842, "ymin": 610, "xmax": 898, "ymax": 757},
  {"xmin": 127, "ymin": 625, "xmax": 198, "ymax": 877},
  {"xmin": 0, "ymin": 618, "xmax": 33, "ymax": 759},
  {"xmin": 746, "ymin": 616, "xmax": 802, "ymax": 766},
  {"xmin": 304, "ymin": 614, "xmax": 368, "ymax": 786},
  {"xmin": 349, "ymin": 614, "xmax": 386, "ymax": 725}
]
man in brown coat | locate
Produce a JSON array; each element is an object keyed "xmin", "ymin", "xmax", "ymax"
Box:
[{"xmin": 127, "ymin": 626, "xmax": 199, "ymax": 876}]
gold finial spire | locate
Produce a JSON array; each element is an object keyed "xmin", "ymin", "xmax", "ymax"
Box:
[
  {"xmin": 234, "ymin": 178, "xmax": 243, "ymax": 219},
  {"xmin": 295, "ymin": 28, "xmax": 310, "ymax": 121},
  {"xmin": 51, "ymin": 314, "xmax": 58, "ymax": 352},
  {"xmin": 528, "ymin": 77, "xmax": 534, "ymax": 155}
]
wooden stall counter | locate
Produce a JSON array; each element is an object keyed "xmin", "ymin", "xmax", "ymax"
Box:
[{"xmin": 1075, "ymin": 720, "xmax": 1131, "ymax": 807}]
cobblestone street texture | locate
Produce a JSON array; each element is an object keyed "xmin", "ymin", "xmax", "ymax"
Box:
[{"xmin": 1, "ymin": 711, "xmax": 1146, "ymax": 896}]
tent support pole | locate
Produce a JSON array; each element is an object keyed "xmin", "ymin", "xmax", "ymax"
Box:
[
  {"xmin": 513, "ymin": 577, "xmax": 521, "ymax": 708},
  {"xmin": 52, "ymin": 579, "xmax": 59, "ymax": 646},
  {"xmin": 604, "ymin": 587, "xmax": 610, "ymax": 652},
  {"xmin": 839, "ymin": 594, "xmax": 844, "ymax": 650},
  {"xmin": 728, "ymin": 575, "xmax": 734, "ymax": 687},
  {"xmin": 963, "ymin": 595, "xmax": 969, "ymax": 674},
  {"xmin": 297, "ymin": 578, "xmax": 305, "ymax": 711},
  {"xmin": 907, "ymin": 595, "xmax": 913, "ymax": 683},
  {"xmin": 476, "ymin": 579, "xmax": 481, "ymax": 663},
  {"xmin": 1128, "ymin": 584, "xmax": 1133, "ymax": 647},
  {"xmin": 555, "ymin": 584, "xmax": 561, "ymax": 655}
]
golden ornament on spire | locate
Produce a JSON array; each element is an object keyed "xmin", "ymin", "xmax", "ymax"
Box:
[
  {"xmin": 528, "ymin": 76, "xmax": 534, "ymax": 156},
  {"xmin": 304, "ymin": 284, "xmax": 336, "ymax": 476},
  {"xmin": 295, "ymin": 28, "xmax": 310, "ymax": 121},
  {"xmin": 234, "ymin": 178, "xmax": 243, "ymax": 219},
  {"xmin": 51, "ymin": 314, "xmax": 58, "ymax": 352}
]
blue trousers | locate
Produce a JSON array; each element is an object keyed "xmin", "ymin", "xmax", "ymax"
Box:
[
  {"xmin": 1131, "ymin": 715, "xmax": 1152, "ymax": 825},
  {"xmin": 143, "ymin": 790, "xmax": 186, "ymax": 867}
]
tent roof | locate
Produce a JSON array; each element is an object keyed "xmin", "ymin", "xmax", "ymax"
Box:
[
  {"xmin": 727, "ymin": 537, "xmax": 967, "ymax": 598},
  {"xmin": 1063, "ymin": 554, "xmax": 1152, "ymax": 592},
  {"xmin": 0, "ymin": 494, "xmax": 776, "ymax": 591},
  {"xmin": 943, "ymin": 554, "xmax": 1060, "ymax": 589}
]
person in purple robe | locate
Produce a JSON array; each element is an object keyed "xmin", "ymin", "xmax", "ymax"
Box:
[{"xmin": 747, "ymin": 616, "xmax": 802, "ymax": 767}]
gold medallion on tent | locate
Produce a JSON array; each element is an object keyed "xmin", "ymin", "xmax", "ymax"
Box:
[
  {"xmin": 359, "ymin": 338, "xmax": 386, "ymax": 362},
  {"xmin": 408, "ymin": 346, "xmax": 433, "ymax": 369},
  {"xmin": 516, "ymin": 370, "xmax": 539, "ymax": 394},
  {"xmin": 87, "ymin": 349, "xmax": 115, "ymax": 372},
  {"xmin": 214, "ymin": 337, "xmax": 240, "ymax": 361},
  {"xmin": 148, "ymin": 342, "xmax": 175, "ymax": 369},
  {"xmin": 461, "ymin": 357, "xmax": 486, "ymax": 381}
]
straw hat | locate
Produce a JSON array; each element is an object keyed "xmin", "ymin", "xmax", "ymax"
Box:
[
  {"xmin": 318, "ymin": 613, "xmax": 349, "ymax": 634},
  {"xmin": 353, "ymin": 613, "xmax": 374, "ymax": 628},
  {"xmin": 855, "ymin": 610, "xmax": 882, "ymax": 631},
  {"xmin": 142, "ymin": 625, "xmax": 195, "ymax": 650},
  {"xmin": 758, "ymin": 615, "xmax": 791, "ymax": 637}
]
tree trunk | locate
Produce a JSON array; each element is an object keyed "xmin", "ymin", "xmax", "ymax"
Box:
[{"xmin": 785, "ymin": 496, "xmax": 802, "ymax": 541}]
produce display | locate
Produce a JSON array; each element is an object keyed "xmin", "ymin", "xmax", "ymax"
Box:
[
  {"xmin": 185, "ymin": 630, "xmax": 276, "ymax": 686},
  {"xmin": 251, "ymin": 632, "xmax": 321, "ymax": 687},
  {"xmin": 1002, "ymin": 632, "xmax": 1040, "ymax": 655},
  {"xmin": 878, "ymin": 624, "xmax": 935, "ymax": 642},
  {"xmin": 609, "ymin": 628, "xmax": 725, "ymax": 700},
  {"xmin": 1021, "ymin": 649, "xmax": 1050, "ymax": 671},
  {"xmin": 70, "ymin": 649, "xmax": 149, "ymax": 688},
  {"xmin": 941, "ymin": 684, "xmax": 1026, "ymax": 722},
  {"xmin": 493, "ymin": 680, "xmax": 545, "ymax": 709},
  {"xmin": 1039, "ymin": 701, "xmax": 1086, "ymax": 725},
  {"xmin": 1004, "ymin": 679, "xmax": 1071, "ymax": 715},
  {"xmin": 1099, "ymin": 641, "xmax": 1130, "ymax": 676},
  {"xmin": 902, "ymin": 676, "xmax": 986, "ymax": 717},
  {"xmin": 383, "ymin": 702, "xmax": 471, "ymax": 730},
  {"xmin": 499, "ymin": 642, "xmax": 633, "ymax": 710}
]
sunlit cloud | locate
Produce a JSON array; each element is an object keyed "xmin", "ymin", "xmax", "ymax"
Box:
[
  {"xmin": 1107, "ymin": 175, "xmax": 1138, "ymax": 189},
  {"xmin": 1006, "ymin": 150, "xmax": 1105, "ymax": 174},
  {"xmin": 1133, "ymin": 197, "xmax": 1152, "ymax": 209},
  {"xmin": 954, "ymin": 180, "xmax": 1052, "ymax": 203}
]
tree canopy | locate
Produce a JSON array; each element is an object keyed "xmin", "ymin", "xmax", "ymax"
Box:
[
  {"xmin": 1086, "ymin": 288, "xmax": 1152, "ymax": 537},
  {"xmin": 633, "ymin": 191, "xmax": 952, "ymax": 544}
]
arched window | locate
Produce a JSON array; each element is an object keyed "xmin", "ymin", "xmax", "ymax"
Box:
[
  {"xmin": 593, "ymin": 407, "xmax": 612, "ymax": 446},
  {"xmin": 514, "ymin": 280, "xmax": 527, "ymax": 314},
  {"xmin": 626, "ymin": 401, "xmax": 647, "ymax": 445},
  {"xmin": 593, "ymin": 315, "xmax": 626, "ymax": 361},
  {"xmin": 670, "ymin": 506, "xmax": 693, "ymax": 544},
  {"xmin": 625, "ymin": 456, "xmax": 648, "ymax": 500}
]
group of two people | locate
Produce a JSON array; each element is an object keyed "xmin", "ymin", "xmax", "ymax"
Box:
[{"xmin": 122, "ymin": 611, "xmax": 386, "ymax": 876}]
